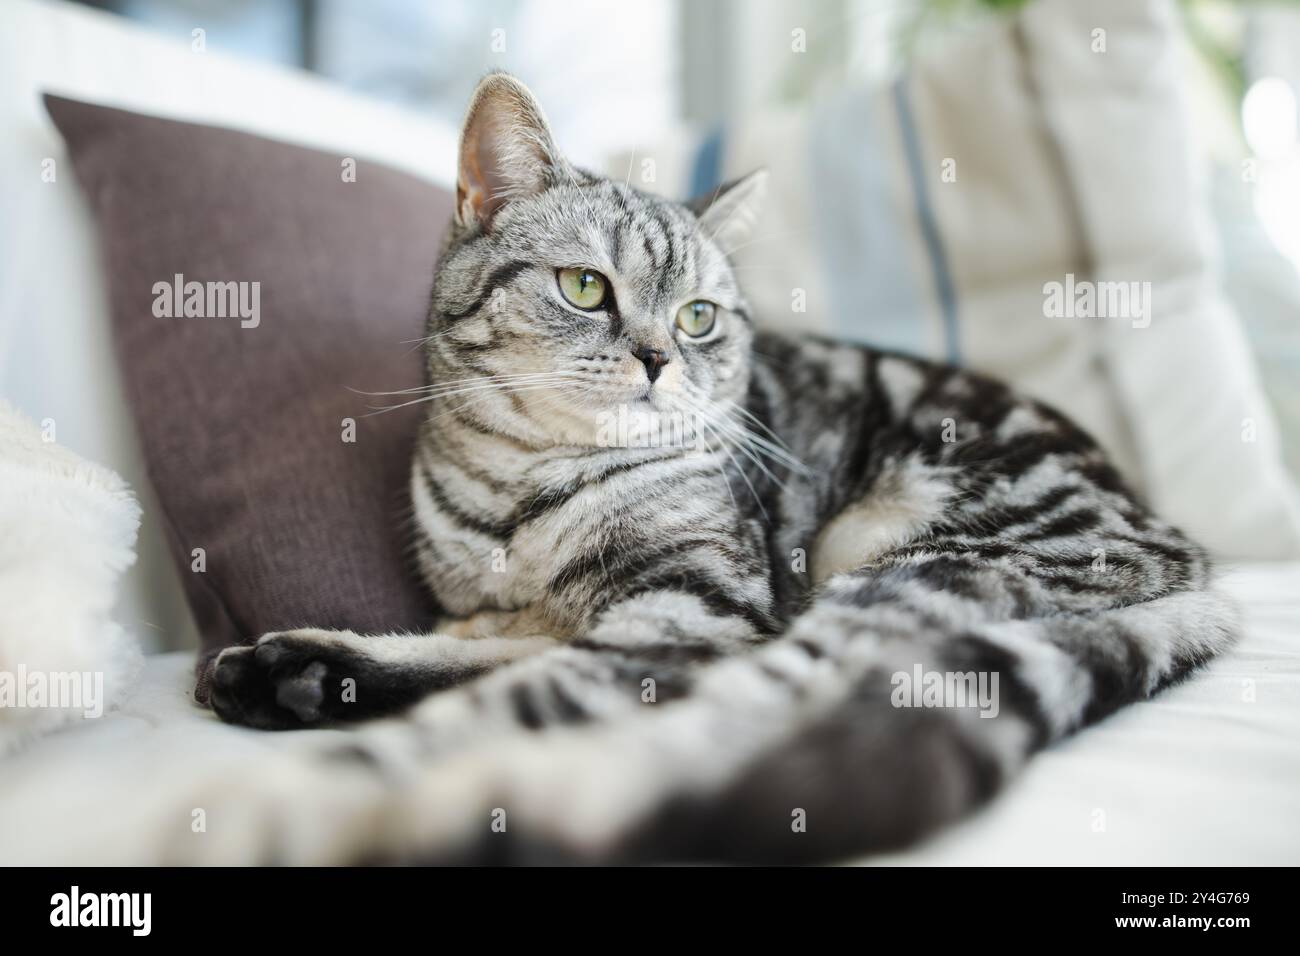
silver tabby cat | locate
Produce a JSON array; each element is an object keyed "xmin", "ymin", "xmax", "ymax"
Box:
[{"xmin": 207, "ymin": 73, "xmax": 1237, "ymax": 864}]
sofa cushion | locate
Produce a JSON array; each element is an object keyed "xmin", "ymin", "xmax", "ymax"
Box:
[{"xmin": 46, "ymin": 95, "xmax": 448, "ymax": 700}]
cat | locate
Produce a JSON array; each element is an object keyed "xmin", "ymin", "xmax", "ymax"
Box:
[{"xmin": 205, "ymin": 72, "xmax": 1237, "ymax": 864}]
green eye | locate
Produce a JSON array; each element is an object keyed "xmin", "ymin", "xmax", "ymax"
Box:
[
  {"xmin": 557, "ymin": 268, "xmax": 609, "ymax": 311},
  {"xmin": 675, "ymin": 300, "xmax": 717, "ymax": 338}
]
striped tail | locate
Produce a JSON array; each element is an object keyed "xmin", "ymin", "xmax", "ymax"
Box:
[{"xmin": 612, "ymin": 587, "xmax": 1239, "ymax": 863}]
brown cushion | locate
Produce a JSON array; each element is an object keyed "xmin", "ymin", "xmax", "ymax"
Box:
[{"xmin": 45, "ymin": 95, "xmax": 446, "ymax": 702}]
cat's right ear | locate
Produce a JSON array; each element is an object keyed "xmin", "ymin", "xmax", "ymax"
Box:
[{"xmin": 456, "ymin": 72, "xmax": 564, "ymax": 231}]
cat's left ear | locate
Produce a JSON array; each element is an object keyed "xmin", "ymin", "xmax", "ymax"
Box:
[
  {"xmin": 456, "ymin": 72, "xmax": 567, "ymax": 231},
  {"xmin": 689, "ymin": 169, "xmax": 769, "ymax": 252}
]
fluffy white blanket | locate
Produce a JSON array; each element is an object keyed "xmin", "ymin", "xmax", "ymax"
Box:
[{"xmin": 0, "ymin": 401, "xmax": 142, "ymax": 754}]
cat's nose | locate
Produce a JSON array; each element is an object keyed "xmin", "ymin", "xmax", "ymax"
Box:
[{"xmin": 632, "ymin": 346, "xmax": 670, "ymax": 383}]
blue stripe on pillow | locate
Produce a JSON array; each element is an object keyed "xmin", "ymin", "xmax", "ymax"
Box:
[
  {"xmin": 689, "ymin": 126, "xmax": 725, "ymax": 201},
  {"xmin": 892, "ymin": 76, "xmax": 962, "ymax": 366},
  {"xmin": 809, "ymin": 88, "xmax": 928, "ymax": 356}
]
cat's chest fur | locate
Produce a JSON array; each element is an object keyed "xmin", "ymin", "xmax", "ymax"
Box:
[{"xmin": 411, "ymin": 432, "xmax": 737, "ymax": 631}]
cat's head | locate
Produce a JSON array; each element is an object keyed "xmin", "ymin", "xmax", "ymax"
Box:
[{"xmin": 426, "ymin": 72, "xmax": 766, "ymax": 448}]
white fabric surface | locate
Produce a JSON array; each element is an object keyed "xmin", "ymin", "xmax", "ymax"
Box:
[{"xmin": 0, "ymin": 563, "xmax": 1296, "ymax": 865}]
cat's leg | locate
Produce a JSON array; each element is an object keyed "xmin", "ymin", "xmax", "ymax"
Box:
[
  {"xmin": 268, "ymin": 511, "xmax": 781, "ymax": 746},
  {"xmin": 438, "ymin": 606, "xmax": 558, "ymax": 640},
  {"xmin": 209, "ymin": 581, "xmax": 758, "ymax": 733},
  {"xmin": 176, "ymin": 587, "xmax": 768, "ymax": 864},
  {"xmin": 210, "ymin": 521, "xmax": 773, "ymax": 735},
  {"xmin": 389, "ymin": 588, "xmax": 765, "ymax": 752},
  {"xmin": 209, "ymin": 629, "xmax": 557, "ymax": 730}
]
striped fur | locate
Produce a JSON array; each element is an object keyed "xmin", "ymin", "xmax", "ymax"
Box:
[{"xmin": 205, "ymin": 73, "xmax": 1237, "ymax": 864}]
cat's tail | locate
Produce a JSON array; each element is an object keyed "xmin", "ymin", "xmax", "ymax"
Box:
[{"xmin": 597, "ymin": 584, "xmax": 1240, "ymax": 863}]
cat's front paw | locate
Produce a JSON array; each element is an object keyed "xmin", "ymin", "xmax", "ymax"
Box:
[{"xmin": 210, "ymin": 629, "xmax": 356, "ymax": 730}]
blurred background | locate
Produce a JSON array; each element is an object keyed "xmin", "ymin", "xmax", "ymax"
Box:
[
  {"xmin": 62, "ymin": 1, "xmax": 1300, "ymax": 177},
  {"xmin": 65, "ymin": 0, "xmax": 1300, "ymax": 407}
]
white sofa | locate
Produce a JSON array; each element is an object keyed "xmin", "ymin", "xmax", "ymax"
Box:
[{"xmin": 1, "ymin": 0, "xmax": 1297, "ymax": 865}]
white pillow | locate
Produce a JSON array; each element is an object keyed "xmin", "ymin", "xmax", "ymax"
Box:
[{"xmin": 0, "ymin": 401, "xmax": 143, "ymax": 754}]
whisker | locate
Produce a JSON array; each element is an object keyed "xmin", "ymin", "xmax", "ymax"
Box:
[
  {"xmin": 680, "ymin": 382, "xmax": 811, "ymax": 476},
  {"xmin": 394, "ymin": 381, "xmax": 588, "ymax": 424},
  {"xmin": 349, "ymin": 372, "xmax": 578, "ymax": 400},
  {"xmin": 360, "ymin": 376, "xmax": 584, "ymax": 416},
  {"xmin": 671, "ymin": 390, "xmax": 791, "ymax": 506},
  {"xmin": 712, "ymin": 398, "xmax": 809, "ymax": 473},
  {"xmin": 661, "ymin": 392, "xmax": 748, "ymax": 517}
]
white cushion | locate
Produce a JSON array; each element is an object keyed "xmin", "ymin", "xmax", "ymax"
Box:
[{"xmin": 0, "ymin": 400, "xmax": 143, "ymax": 755}]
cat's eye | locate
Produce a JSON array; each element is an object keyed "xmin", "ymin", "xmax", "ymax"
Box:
[
  {"xmin": 557, "ymin": 268, "xmax": 609, "ymax": 311},
  {"xmin": 675, "ymin": 300, "xmax": 717, "ymax": 338}
]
